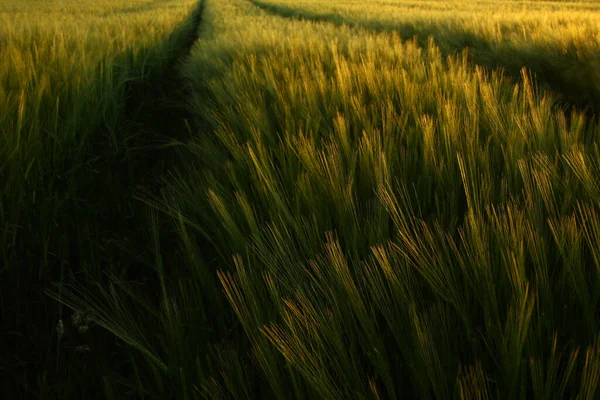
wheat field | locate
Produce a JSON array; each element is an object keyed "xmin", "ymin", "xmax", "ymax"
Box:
[{"xmin": 4, "ymin": 0, "xmax": 600, "ymax": 398}]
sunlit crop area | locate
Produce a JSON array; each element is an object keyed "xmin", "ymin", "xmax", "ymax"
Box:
[
  {"xmin": 251, "ymin": 0, "xmax": 600, "ymax": 112},
  {"xmin": 4, "ymin": 0, "xmax": 600, "ymax": 398}
]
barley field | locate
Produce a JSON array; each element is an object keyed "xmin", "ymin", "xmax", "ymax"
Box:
[{"xmin": 4, "ymin": 0, "xmax": 600, "ymax": 398}]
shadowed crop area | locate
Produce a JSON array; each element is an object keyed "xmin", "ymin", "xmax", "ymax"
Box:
[
  {"xmin": 4, "ymin": 0, "xmax": 600, "ymax": 399},
  {"xmin": 0, "ymin": 0, "xmax": 202, "ymax": 397}
]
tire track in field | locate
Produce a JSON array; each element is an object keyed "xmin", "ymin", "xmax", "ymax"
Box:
[
  {"xmin": 124, "ymin": 1, "xmax": 204, "ymax": 142},
  {"xmin": 72, "ymin": 0, "xmax": 208, "ymax": 386},
  {"xmin": 68, "ymin": 0, "xmax": 207, "ymax": 276},
  {"xmin": 110, "ymin": 0, "xmax": 207, "ymax": 280},
  {"xmin": 249, "ymin": 0, "xmax": 600, "ymax": 121}
]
